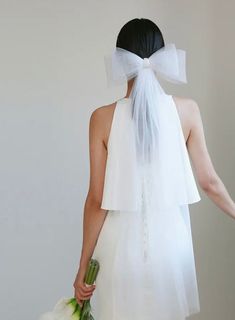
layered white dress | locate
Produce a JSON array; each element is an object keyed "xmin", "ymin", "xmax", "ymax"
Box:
[{"xmin": 91, "ymin": 94, "xmax": 201, "ymax": 320}]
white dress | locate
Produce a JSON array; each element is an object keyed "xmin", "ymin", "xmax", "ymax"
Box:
[{"xmin": 91, "ymin": 94, "xmax": 201, "ymax": 320}]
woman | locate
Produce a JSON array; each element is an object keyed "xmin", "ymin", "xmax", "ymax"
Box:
[{"xmin": 73, "ymin": 18, "xmax": 235, "ymax": 320}]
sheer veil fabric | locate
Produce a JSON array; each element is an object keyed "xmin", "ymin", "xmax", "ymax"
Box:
[
  {"xmin": 104, "ymin": 43, "xmax": 187, "ymax": 165},
  {"xmin": 92, "ymin": 44, "xmax": 201, "ymax": 320},
  {"xmin": 101, "ymin": 43, "xmax": 201, "ymax": 212}
]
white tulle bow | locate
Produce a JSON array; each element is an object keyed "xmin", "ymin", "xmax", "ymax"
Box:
[
  {"xmin": 104, "ymin": 43, "xmax": 187, "ymax": 87},
  {"xmin": 104, "ymin": 43, "xmax": 188, "ymax": 164}
]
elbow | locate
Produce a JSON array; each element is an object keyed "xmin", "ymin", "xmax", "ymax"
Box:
[
  {"xmin": 85, "ymin": 194, "xmax": 102, "ymax": 211},
  {"xmin": 199, "ymin": 174, "xmax": 220, "ymax": 193}
]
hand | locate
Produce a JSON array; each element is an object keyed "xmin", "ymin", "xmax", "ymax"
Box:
[{"xmin": 73, "ymin": 266, "xmax": 96, "ymax": 307}]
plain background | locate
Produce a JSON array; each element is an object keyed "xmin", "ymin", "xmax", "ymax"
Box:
[{"xmin": 0, "ymin": 1, "xmax": 235, "ymax": 319}]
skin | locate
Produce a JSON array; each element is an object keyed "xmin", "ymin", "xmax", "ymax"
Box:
[{"xmin": 73, "ymin": 78, "xmax": 235, "ymax": 306}]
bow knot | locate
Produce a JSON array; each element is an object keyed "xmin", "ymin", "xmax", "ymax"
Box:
[
  {"xmin": 104, "ymin": 43, "xmax": 187, "ymax": 87},
  {"xmin": 143, "ymin": 58, "xmax": 151, "ymax": 68}
]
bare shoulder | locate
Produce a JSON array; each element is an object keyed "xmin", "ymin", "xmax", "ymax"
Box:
[
  {"xmin": 172, "ymin": 95, "xmax": 201, "ymax": 126},
  {"xmin": 90, "ymin": 102, "xmax": 116, "ymax": 127},
  {"xmin": 89, "ymin": 101, "xmax": 117, "ymax": 145},
  {"xmin": 172, "ymin": 95, "xmax": 199, "ymax": 113},
  {"xmin": 171, "ymin": 95, "xmax": 201, "ymax": 142},
  {"xmin": 90, "ymin": 101, "xmax": 115, "ymax": 121}
]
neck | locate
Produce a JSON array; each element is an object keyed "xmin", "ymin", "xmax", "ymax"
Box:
[{"xmin": 124, "ymin": 78, "xmax": 135, "ymax": 98}]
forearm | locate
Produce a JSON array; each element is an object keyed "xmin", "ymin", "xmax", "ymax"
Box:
[
  {"xmin": 79, "ymin": 198, "xmax": 108, "ymax": 269},
  {"xmin": 203, "ymin": 175, "xmax": 235, "ymax": 219}
]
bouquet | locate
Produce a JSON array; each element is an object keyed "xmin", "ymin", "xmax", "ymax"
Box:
[{"xmin": 38, "ymin": 259, "xmax": 100, "ymax": 320}]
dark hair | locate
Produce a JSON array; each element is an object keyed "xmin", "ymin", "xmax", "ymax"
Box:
[{"xmin": 116, "ymin": 18, "xmax": 165, "ymax": 59}]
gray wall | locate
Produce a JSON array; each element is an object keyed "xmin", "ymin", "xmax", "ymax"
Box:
[{"xmin": 0, "ymin": 1, "xmax": 234, "ymax": 319}]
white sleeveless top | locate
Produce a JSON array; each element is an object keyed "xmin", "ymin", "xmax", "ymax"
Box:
[{"xmin": 101, "ymin": 94, "xmax": 201, "ymax": 211}]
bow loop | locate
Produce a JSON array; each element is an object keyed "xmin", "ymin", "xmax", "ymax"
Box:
[
  {"xmin": 148, "ymin": 43, "xmax": 186, "ymax": 83},
  {"xmin": 104, "ymin": 43, "xmax": 187, "ymax": 87}
]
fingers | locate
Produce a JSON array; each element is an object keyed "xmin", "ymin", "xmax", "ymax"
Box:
[
  {"xmin": 77, "ymin": 286, "xmax": 95, "ymax": 297},
  {"xmin": 83, "ymin": 283, "xmax": 96, "ymax": 292},
  {"xmin": 74, "ymin": 291, "xmax": 92, "ymax": 307},
  {"xmin": 74, "ymin": 282, "xmax": 96, "ymax": 306},
  {"xmin": 73, "ymin": 281, "xmax": 96, "ymax": 292}
]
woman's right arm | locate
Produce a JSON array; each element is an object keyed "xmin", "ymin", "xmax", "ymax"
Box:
[
  {"xmin": 73, "ymin": 106, "xmax": 109, "ymax": 306},
  {"xmin": 186, "ymin": 99, "xmax": 235, "ymax": 220}
]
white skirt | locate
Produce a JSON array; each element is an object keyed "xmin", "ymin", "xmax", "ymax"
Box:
[{"xmin": 91, "ymin": 204, "xmax": 200, "ymax": 320}]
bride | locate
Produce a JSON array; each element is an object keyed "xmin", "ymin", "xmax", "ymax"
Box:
[{"xmin": 73, "ymin": 17, "xmax": 235, "ymax": 320}]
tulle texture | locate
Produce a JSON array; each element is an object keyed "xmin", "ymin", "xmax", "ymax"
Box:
[
  {"xmin": 100, "ymin": 95, "xmax": 201, "ymax": 212},
  {"xmin": 92, "ymin": 204, "xmax": 200, "ymax": 320},
  {"xmin": 92, "ymin": 97, "xmax": 201, "ymax": 320},
  {"xmin": 91, "ymin": 44, "xmax": 201, "ymax": 320},
  {"xmin": 101, "ymin": 43, "xmax": 200, "ymax": 211},
  {"xmin": 104, "ymin": 43, "xmax": 187, "ymax": 164}
]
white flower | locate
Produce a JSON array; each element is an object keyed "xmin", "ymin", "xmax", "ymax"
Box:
[
  {"xmin": 38, "ymin": 297, "xmax": 80, "ymax": 320},
  {"xmin": 53, "ymin": 297, "xmax": 78, "ymax": 320},
  {"xmin": 53, "ymin": 297, "xmax": 72, "ymax": 312}
]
